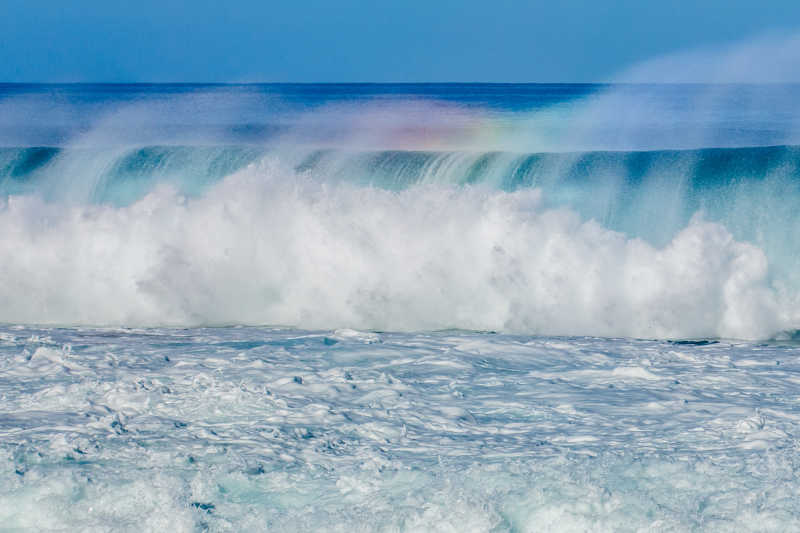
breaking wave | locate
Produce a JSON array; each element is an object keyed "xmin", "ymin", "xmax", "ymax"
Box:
[
  {"xmin": 1, "ymin": 82, "xmax": 799, "ymax": 339},
  {"xmin": 0, "ymin": 151, "xmax": 797, "ymax": 338}
]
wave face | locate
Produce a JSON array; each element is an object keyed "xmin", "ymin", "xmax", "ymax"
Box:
[{"xmin": 1, "ymin": 83, "xmax": 799, "ymax": 338}]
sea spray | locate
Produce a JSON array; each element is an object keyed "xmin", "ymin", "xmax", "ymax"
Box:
[{"xmin": 0, "ymin": 165, "xmax": 793, "ymax": 338}]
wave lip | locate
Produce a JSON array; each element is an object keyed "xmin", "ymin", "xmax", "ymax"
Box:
[{"xmin": 4, "ymin": 142, "xmax": 799, "ymax": 189}]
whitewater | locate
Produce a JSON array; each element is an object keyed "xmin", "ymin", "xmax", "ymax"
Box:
[{"xmin": 1, "ymin": 80, "xmax": 799, "ymax": 531}]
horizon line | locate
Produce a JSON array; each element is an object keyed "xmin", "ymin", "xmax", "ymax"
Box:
[{"xmin": 2, "ymin": 81, "xmax": 800, "ymax": 86}]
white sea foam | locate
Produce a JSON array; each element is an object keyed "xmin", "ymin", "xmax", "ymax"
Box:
[
  {"xmin": 1, "ymin": 327, "xmax": 799, "ymax": 531},
  {"xmin": 0, "ymin": 160, "xmax": 794, "ymax": 339}
]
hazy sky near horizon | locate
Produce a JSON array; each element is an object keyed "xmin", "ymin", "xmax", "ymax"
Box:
[{"xmin": 2, "ymin": 0, "xmax": 799, "ymax": 82}]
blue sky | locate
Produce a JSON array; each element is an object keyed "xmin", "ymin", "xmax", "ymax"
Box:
[{"xmin": 2, "ymin": 0, "xmax": 799, "ymax": 82}]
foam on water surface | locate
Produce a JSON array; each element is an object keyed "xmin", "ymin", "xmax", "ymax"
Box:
[{"xmin": 1, "ymin": 326, "xmax": 799, "ymax": 531}]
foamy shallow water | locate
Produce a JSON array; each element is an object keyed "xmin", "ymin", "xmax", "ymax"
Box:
[{"xmin": 0, "ymin": 326, "xmax": 798, "ymax": 531}]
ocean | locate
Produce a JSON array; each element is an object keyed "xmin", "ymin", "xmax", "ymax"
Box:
[{"xmin": 0, "ymin": 83, "xmax": 799, "ymax": 531}]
